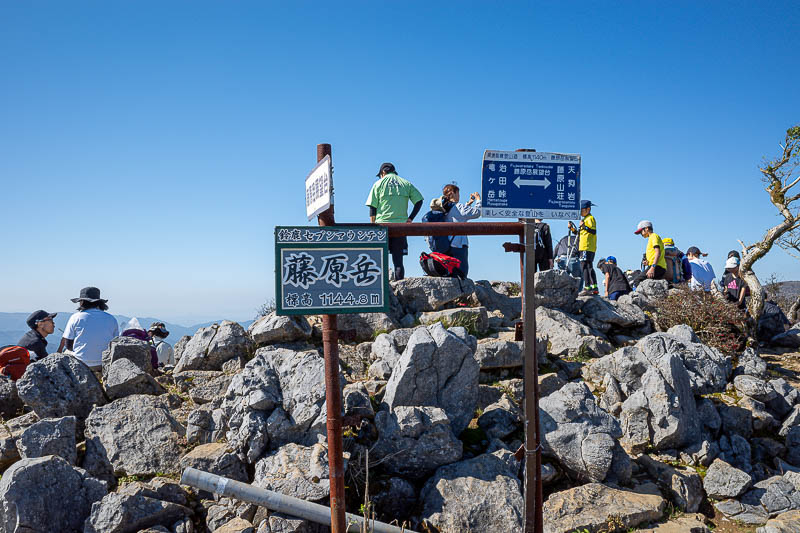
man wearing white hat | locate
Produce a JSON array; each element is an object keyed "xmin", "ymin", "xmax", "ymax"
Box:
[{"xmin": 58, "ymin": 287, "xmax": 119, "ymax": 370}]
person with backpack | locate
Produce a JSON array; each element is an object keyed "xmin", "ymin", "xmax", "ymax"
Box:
[
  {"xmin": 686, "ymin": 246, "xmax": 716, "ymax": 292},
  {"xmin": 597, "ymin": 256, "xmax": 631, "ymax": 300},
  {"xmin": 661, "ymin": 237, "xmax": 691, "ymax": 284},
  {"xmin": 17, "ymin": 310, "xmax": 57, "ymax": 361},
  {"xmin": 631, "ymin": 220, "xmax": 667, "ymax": 287},
  {"xmin": 570, "ymin": 200, "xmax": 598, "ymax": 296},
  {"xmin": 58, "ymin": 286, "xmax": 119, "ymax": 371},
  {"xmin": 533, "ymin": 218, "xmax": 554, "ymax": 272},
  {"xmin": 366, "ymin": 162, "xmax": 424, "ymax": 281},
  {"xmin": 442, "ymin": 184, "xmax": 481, "ymax": 277},
  {"xmin": 148, "ymin": 322, "xmax": 175, "ymax": 367}
]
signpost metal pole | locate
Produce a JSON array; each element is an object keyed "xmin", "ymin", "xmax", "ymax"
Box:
[
  {"xmin": 315, "ymin": 143, "xmax": 346, "ymax": 533},
  {"xmin": 523, "ymin": 220, "xmax": 543, "ymax": 533}
]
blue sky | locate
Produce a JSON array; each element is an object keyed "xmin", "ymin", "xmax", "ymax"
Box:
[{"xmin": 1, "ymin": 1, "xmax": 799, "ymax": 324}]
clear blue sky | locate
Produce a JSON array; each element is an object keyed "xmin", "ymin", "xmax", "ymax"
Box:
[{"xmin": 2, "ymin": 1, "xmax": 798, "ymax": 324}]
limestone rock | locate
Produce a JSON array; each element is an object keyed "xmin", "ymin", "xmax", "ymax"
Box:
[
  {"xmin": 383, "ymin": 323, "xmax": 479, "ymax": 435},
  {"xmin": 17, "ymin": 416, "xmax": 77, "ymax": 465},
  {"xmin": 758, "ymin": 510, "xmax": 800, "ymax": 533},
  {"xmin": 342, "ymin": 382, "xmax": 374, "ymax": 419},
  {"xmin": 84, "ymin": 491, "xmax": 192, "ymax": 533},
  {"xmin": 371, "ymin": 406, "xmax": 462, "ymax": 479},
  {"xmin": 175, "ymin": 321, "xmax": 252, "ymax": 373},
  {"xmin": 0, "ymin": 378, "xmax": 23, "ymax": 419},
  {"xmin": 536, "ymin": 307, "xmax": 612, "ymax": 359},
  {"xmin": 542, "ymin": 482, "xmax": 666, "ymax": 533},
  {"xmin": 179, "ymin": 443, "xmax": 247, "ymax": 482},
  {"xmin": 392, "ymin": 276, "xmax": 476, "ymax": 313},
  {"xmin": 248, "ymin": 313, "xmax": 311, "ymax": 346},
  {"xmin": 104, "ymin": 358, "xmax": 165, "ymax": 400},
  {"xmin": 540, "ymin": 382, "xmax": 631, "ymax": 483},
  {"xmin": 336, "ymin": 312, "xmax": 398, "ymax": 342},
  {"xmin": 253, "ymin": 442, "xmax": 346, "ymax": 502},
  {"xmin": 735, "ymin": 374, "xmax": 779, "ymax": 403},
  {"xmin": 703, "ymin": 458, "xmax": 753, "ymax": 499},
  {"xmin": 715, "ymin": 499, "xmax": 769, "ymax": 525},
  {"xmin": 0, "ymin": 455, "xmax": 107, "ymax": 533},
  {"xmin": 16, "ymin": 353, "xmax": 106, "ymax": 423},
  {"xmin": 582, "ymin": 297, "xmax": 648, "ymax": 330},
  {"xmin": 173, "ymin": 370, "xmax": 234, "ymax": 405},
  {"xmin": 101, "ymin": 336, "xmax": 154, "ymax": 379},
  {"xmin": 534, "ymin": 269, "xmax": 580, "ymax": 311},
  {"xmin": 84, "ymin": 394, "xmax": 185, "ymax": 477},
  {"xmin": 638, "ymin": 455, "xmax": 704, "ymax": 512},
  {"xmin": 419, "ymin": 306, "xmax": 489, "ymax": 334},
  {"xmin": 478, "ymin": 394, "xmax": 523, "ymax": 440},
  {"xmin": 420, "ymin": 451, "xmax": 523, "ymax": 533},
  {"xmin": 0, "ymin": 412, "xmax": 37, "ymax": 471},
  {"xmin": 372, "ymin": 477, "xmax": 417, "ymax": 521}
]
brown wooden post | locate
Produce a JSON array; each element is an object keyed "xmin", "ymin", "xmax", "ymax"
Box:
[
  {"xmin": 315, "ymin": 143, "xmax": 346, "ymax": 533},
  {"xmin": 523, "ymin": 220, "xmax": 543, "ymax": 533}
]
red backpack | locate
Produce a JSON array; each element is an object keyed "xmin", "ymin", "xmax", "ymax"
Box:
[
  {"xmin": 0, "ymin": 346, "xmax": 31, "ymax": 380},
  {"xmin": 420, "ymin": 252, "xmax": 465, "ymax": 279}
]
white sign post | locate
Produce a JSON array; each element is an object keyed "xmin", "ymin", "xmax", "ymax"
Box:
[{"xmin": 305, "ymin": 155, "xmax": 332, "ymax": 221}]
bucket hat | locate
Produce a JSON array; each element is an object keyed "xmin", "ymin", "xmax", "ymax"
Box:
[{"xmin": 70, "ymin": 286, "xmax": 108, "ymax": 304}]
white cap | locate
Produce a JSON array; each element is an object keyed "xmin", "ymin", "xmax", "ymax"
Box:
[
  {"xmin": 725, "ymin": 257, "xmax": 740, "ymax": 269},
  {"xmin": 634, "ymin": 220, "xmax": 653, "ymax": 234}
]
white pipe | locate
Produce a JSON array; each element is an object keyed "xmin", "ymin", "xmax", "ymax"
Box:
[{"xmin": 181, "ymin": 467, "xmax": 415, "ymax": 533}]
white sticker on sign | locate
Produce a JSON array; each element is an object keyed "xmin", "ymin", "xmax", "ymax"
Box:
[{"xmin": 305, "ymin": 155, "xmax": 333, "ymax": 221}]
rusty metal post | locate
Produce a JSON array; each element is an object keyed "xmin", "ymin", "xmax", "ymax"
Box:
[
  {"xmin": 523, "ymin": 220, "xmax": 543, "ymax": 533},
  {"xmin": 316, "ymin": 143, "xmax": 346, "ymax": 533}
]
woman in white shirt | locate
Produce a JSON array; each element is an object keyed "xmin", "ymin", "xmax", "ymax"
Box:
[{"xmin": 442, "ymin": 184, "xmax": 481, "ymax": 277}]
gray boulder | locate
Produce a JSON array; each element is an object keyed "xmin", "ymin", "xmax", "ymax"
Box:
[
  {"xmin": 771, "ymin": 326, "xmax": 800, "ymax": 349},
  {"xmin": 636, "ymin": 333, "xmax": 730, "ymax": 394},
  {"xmin": 786, "ymin": 427, "xmax": 800, "ymax": 467},
  {"xmin": 84, "ymin": 491, "xmax": 192, "ymax": 533},
  {"xmin": 758, "ymin": 510, "xmax": 800, "ymax": 532},
  {"xmin": 0, "ymin": 456, "xmax": 106, "ymax": 533},
  {"xmin": 101, "ymin": 336, "xmax": 153, "ymax": 379},
  {"xmin": 383, "ymin": 323, "xmax": 479, "ymax": 435},
  {"xmin": 84, "ymin": 395, "xmax": 185, "ymax": 477},
  {"xmin": 186, "ymin": 405, "xmax": 227, "ymax": 445},
  {"xmin": 173, "ymin": 335, "xmax": 191, "ymax": 364},
  {"xmin": 542, "ymin": 482, "xmax": 666, "ymax": 533},
  {"xmin": 638, "ymin": 455, "xmax": 704, "ymax": 512},
  {"xmin": 735, "ymin": 374, "xmax": 779, "ymax": 403},
  {"xmin": 737, "ymin": 347, "xmax": 770, "ymax": 379},
  {"xmin": 173, "ymin": 370, "xmax": 234, "ymax": 405},
  {"xmin": 419, "ymin": 306, "xmax": 489, "ymax": 334},
  {"xmin": 540, "ymin": 382, "xmax": 631, "ymax": 483},
  {"xmin": 0, "ymin": 378, "xmax": 23, "ymax": 419},
  {"xmin": 174, "ymin": 321, "xmax": 252, "ymax": 372},
  {"xmin": 179, "ymin": 443, "xmax": 247, "ymax": 482},
  {"xmin": 420, "ymin": 450, "xmax": 523, "ymax": 533},
  {"xmin": 581, "ymin": 297, "xmax": 647, "ymax": 331},
  {"xmin": 472, "ymin": 279, "xmax": 521, "ymax": 323},
  {"xmin": 336, "ymin": 312, "xmax": 399, "ymax": 342},
  {"xmin": 248, "ymin": 313, "xmax": 312, "ymax": 346},
  {"xmin": 342, "ymin": 382, "xmax": 374, "ymax": 419},
  {"xmin": 253, "ymin": 442, "xmax": 346, "ymax": 502},
  {"xmin": 104, "ymin": 358, "xmax": 165, "ymax": 400},
  {"xmin": 16, "ymin": 353, "xmax": 106, "ymax": 422},
  {"xmin": 474, "ymin": 338, "xmax": 548, "ymax": 370},
  {"xmin": 0, "ymin": 412, "xmax": 37, "ymax": 471},
  {"xmin": 780, "ymin": 405, "xmax": 800, "ymax": 438},
  {"xmin": 637, "ymin": 279, "xmax": 669, "ymax": 303},
  {"xmin": 371, "ymin": 406, "xmax": 463, "ymax": 479},
  {"xmin": 768, "ymin": 379, "xmax": 799, "ymax": 418},
  {"xmin": 478, "ymin": 394, "xmax": 523, "ymax": 440},
  {"xmin": 703, "ymin": 458, "xmax": 753, "ymax": 499},
  {"xmin": 534, "ymin": 268, "xmax": 580, "ymax": 311},
  {"xmin": 536, "ymin": 307, "xmax": 612, "ymax": 359},
  {"xmin": 372, "ymin": 477, "xmax": 417, "ymax": 521},
  {"xmin": 666, "ymin": 324, "xmax": 700, "ymax": 343},
  {"xmin": 392, "ymin": 276, "xmax": 476, "ymax": 313},
  {"xmin": 17, "ymin": 416, "xmax": 77, "ymax": 465}
]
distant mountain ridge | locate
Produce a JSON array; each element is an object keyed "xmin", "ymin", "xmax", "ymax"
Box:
[{"xmin": 0, "ymin": 312, "xmax": 253, "ymax": 349}]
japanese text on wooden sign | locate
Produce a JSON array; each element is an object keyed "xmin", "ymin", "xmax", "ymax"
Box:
[
  {"xmin": 305, "ymin": 155, "xmax": 332, "ymax": 221},
  {"xmin": 481, "ymin": 150, "xmax": 581, "ymax": 220},
  {"xmin": 275, "ymin": 226, "xmax": 389, "ymax": 315}
]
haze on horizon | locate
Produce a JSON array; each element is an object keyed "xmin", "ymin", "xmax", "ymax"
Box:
[{"xmin": 2, "ymin": 1, "xmax": 799, "ymax": 324}]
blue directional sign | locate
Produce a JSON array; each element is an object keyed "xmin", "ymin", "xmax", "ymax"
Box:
[{"xmin": 481, "ymin": 150, "xmax": 581, "ymax": 220}]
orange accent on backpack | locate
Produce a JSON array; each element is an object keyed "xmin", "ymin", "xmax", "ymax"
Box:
[{"xmin": 0, "ymin": 346, "xmax": 31, "ymax": 380}]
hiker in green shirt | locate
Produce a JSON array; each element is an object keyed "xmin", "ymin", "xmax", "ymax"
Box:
[{"xmin": 366, "ymin": 162, "xmax": 424, "ymax": 280}]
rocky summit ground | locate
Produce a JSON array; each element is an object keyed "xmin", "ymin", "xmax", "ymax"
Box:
[{"xmin": 2, "ymin": 271, "xmax": 800, "ymax": 533}]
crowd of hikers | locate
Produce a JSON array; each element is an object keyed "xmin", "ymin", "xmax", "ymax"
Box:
[
  {"xmin": 0, "ymin": 161, "xmax": 790, "ymax": 379},
  {"xmin": 1, "ymin": 286, "xmax": 174, "ymax": 380}
]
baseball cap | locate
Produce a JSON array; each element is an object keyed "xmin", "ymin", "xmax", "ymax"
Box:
[
  {"xmin": 26, "ymin": 310, "xmax": 57, "ymax": 330},
  {"xmin": 634, "ymin": 220, "xmax": 653, "ymax": 234},
  {"xmin": 376, "ymin": 162, "xmax": 396, "ymax": 177},
  {"xmin": 580, "ymin": 200, "xmax": 595, "ymax": 209},
  {"xmin": 725, "ymin": 256, "xmax": 740, "ymax": 269},
  {"xmin": 606, "ymin": 256, "xmax": 617, "ymax": 264},
  {"xmin": 662, "ymin": 237, "xmax": 674, "ymax": 246}
]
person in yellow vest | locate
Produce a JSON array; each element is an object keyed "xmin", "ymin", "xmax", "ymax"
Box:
[
  {"xmin": 632, "ymin": 220, "xmax": 667, "ymax": 287},
  {"xmin": 571, "ymin": 200, "xmax": 598, "ymax": 296}
]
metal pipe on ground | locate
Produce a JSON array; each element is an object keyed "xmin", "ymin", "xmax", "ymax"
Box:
[{"xmin": 181, "ymin": 468, "xmax": 414, "ymax": 533}]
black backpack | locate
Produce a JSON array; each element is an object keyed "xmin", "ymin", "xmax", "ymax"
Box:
[{"xmin": 421, "ymin": 203, "xmax": 455, "ymax": 253}]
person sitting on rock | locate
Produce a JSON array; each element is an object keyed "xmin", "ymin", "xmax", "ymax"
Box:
[
  {"xmin": 17, "ymin": 310, "xmax": 57, "ymax": 361},
  {"xmin": 58, "ymin": 286, "xmax": 119, "ymax": 371},
  {"xmin": 148, "ymin": 322, "xmax": 175, "ymax": 367},
  {"xmin": 686, "ymin": 246, "xmax": 716, "ymax": 292},
  {"xmin": 721, "ymin": 256, "xmax": 749, "ymax": 309},
  {"xmin": 720, "ymin": 250, "xmax": 741, "ymax": 289},
  {"xmin": 597, "ymin": 256, "xmax": 631, "ymax": 301},
  {"xmin": 631, "ymin": 220, "xmax": 667, "ymax": 287}
]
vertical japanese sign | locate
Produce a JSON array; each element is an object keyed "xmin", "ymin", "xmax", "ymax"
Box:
[
  {"xmin": 481, "ymin": 150, "xmax": 581, "ymax": 220},
  {"xmin": 306, "ymin": 155, "xmax": 332, "ymax": 221},
  {"xmin": 275, "ymin": 226, "xmax": 389, "ymax": 315}
]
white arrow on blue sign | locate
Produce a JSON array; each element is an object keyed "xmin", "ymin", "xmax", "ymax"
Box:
[{"xmin": 481, "ymin": 150, "xmax": 581, "ymax": 220}]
